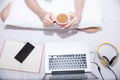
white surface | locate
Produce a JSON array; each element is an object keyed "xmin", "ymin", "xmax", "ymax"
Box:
[
  {"xmin": 0, "ymin": 0, "xmax": 12, "ymax": 11},
  {"xmin": 0, "ymin": 0, "xmax": 120, "ymax": 80}
]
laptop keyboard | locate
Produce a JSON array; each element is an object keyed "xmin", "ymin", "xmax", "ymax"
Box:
[{"xmin": 48, "ymin": 54, "xmax": 87, "ymax": 70}]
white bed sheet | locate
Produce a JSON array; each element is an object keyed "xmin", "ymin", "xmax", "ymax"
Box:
[
  {"xmin": 1, "ymin": 23, "xmax": 120, "ymax": 79},
  {"xmin": 0, "ymin": 0, "xmax": 120, "ymax": 80}
]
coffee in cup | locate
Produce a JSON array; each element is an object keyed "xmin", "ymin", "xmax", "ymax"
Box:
[{"xmin": 56, "ymin": 13, "xmax": 69, "ymax": 25}]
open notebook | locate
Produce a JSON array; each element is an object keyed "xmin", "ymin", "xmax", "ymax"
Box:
[{"xmin": 0, "ymin": 40, "xmax": 44, "ymax": 73}]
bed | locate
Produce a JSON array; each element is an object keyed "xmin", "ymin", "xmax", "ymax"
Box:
[{"xmin": 0, "ymin": 0, "xmax": 120, "ymax": 79}]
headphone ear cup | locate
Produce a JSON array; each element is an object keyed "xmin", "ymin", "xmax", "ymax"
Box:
[
  {"xmin": 101, "ymin": 56, "xmax": 110, "ymax": 67},
  {"xmin": 109, "ymin": 56, "xmax": 117, "ymax": 66}
]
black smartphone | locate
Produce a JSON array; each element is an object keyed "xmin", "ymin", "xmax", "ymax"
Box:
[{"xmin": 15, "ymin": 42, "xmax": 35, "ymax": 63}]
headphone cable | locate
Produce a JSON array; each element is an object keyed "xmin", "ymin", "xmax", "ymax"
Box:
[
  {"xmin": 91, "ymin": 62, "xmax": 104, "ymax": 80},
  {"xmin": 90, "ymin": 52, "xmax": 104, "ymax": 80},
  {"xmin": 107, "ymin": 66, "xmax": 118, "ymax": 80}
]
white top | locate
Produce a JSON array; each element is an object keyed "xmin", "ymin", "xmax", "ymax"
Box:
[
  {"xmin": 4, "ymin": 0, "xmax": 102, "ymax": 28},
  {"xmin": 36, "ymin": 0, "xmax": 75, "ymax": 15}
]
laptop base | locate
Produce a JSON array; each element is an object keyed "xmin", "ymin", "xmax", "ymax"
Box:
[{"xmin": 42, "ymin": 72, "xmax": 98, "ymax": 80}]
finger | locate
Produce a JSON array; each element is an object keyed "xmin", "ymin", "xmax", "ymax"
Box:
[
  {"xmin": 43, "ymin": 13, "xmax": 54, "ymax": 23},
  {"xmin": 50, "ymin": 14, "xmax": 55, "ymax": 23},
  {"xmin": 68, "ymin": 12, "xmax": 81, "ymax": 23},
  {"xmin": 62, "ymin": 19, "xmax": 79, "ymax": 29},
  {"xmin": 61, "ymin": 22, "xmax": 72, "ymax": 29},
  {"xmin": 44, "ymin": 17, "xmax": 53, "ymax": 24},
  {"xmin": 43, "ymin": 23, "xmax": 54, "ymax": 27},
  {"xmin": 43, "ymin": 15, "xmax": 55, "ymax": 24},
  {"xmin": 68, "ymin": 12, "xmax": 76, "ymax": 18},
  {"xmin": 43, "ymin": 19, "xmax": 51, "ymax": 24},
  {"xmin": 43, "ymin": 19, "xmax": 54, "ymax": 26},
  {"xmin": 44, "ymin": 23, "xmax": 54, "ymax": 27}
]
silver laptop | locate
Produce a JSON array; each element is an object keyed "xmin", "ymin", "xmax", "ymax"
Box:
[
  {"xmin": 45, "ymin": 41, "xmax": 91, "ymax": 73},
  {"xmin": 43, "ymin": 41, "xmax": 98, "ymax": 80}
]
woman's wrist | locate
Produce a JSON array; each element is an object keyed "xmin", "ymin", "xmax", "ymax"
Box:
[
  {"xmin": 75, "ymin": 12, "xmax": 82, "ymax": 23},
  {"xmin": 37, "ymin": 10, "xmax": 47, "ymax": 20}
]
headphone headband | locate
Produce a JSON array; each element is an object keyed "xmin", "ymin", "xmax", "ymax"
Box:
[{"xmin": 97, "ymin": 42, "xmax": 119, "ymax": 59}]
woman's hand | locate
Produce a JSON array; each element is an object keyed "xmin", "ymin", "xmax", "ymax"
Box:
[
  {"xmin": 61, "ymin": 12, "xmax": 81, "ymax": 29},
  {"xmin": 42, "ymin": 12, "xmax": 55, "ymax": 27}
]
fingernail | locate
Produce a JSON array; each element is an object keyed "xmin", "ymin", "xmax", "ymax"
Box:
[
  {"xmin": 53, "ymin": 21, "xmax": 56, "ymax": 23},
  {"xmin": 61, "ymin": 26, "xmax": 66, "ymax": 29}
]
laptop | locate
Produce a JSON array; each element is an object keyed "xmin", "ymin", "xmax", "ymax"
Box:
[{"xmin": 43, "ymin": 41, "xmax": 98, "ymax": 80}]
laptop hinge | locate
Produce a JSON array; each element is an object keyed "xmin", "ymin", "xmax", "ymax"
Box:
[{"xmin": 52, "ymin": 70, "xmax": 85, "ymax": 75}]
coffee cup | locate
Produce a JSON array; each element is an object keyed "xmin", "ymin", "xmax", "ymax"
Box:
[{"xmin": 56, "ymin": 13, "xmax": 70, "ymax": 26}]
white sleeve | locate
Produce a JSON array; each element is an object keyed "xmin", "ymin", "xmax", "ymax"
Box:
[
  {"xmin": 4, "ymin": 0, "xmax": 103, "ymax": 28},
  {"xmin": 4, "ymin": 0, "xmax": 43, "ymax": 28},
  {"xmin": 79, "ymin": 0, "xmax": 103, "ymax": 28}
]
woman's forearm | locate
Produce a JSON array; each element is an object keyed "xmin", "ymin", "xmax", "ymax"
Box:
[
  {"xmin": 25, "ymin": 0, "xmax": 46, "ymax": 19},
  {"xmin": 75, "ymin": 0, "xmax": 85, "ymax": 18}
]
